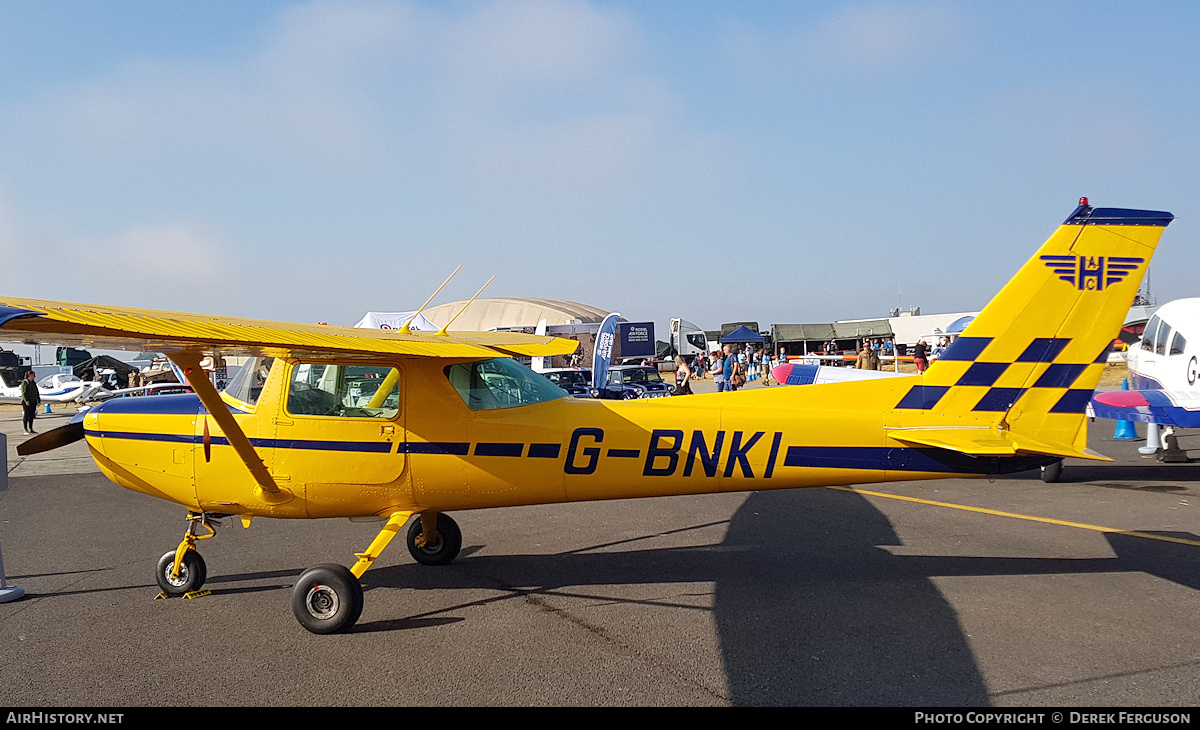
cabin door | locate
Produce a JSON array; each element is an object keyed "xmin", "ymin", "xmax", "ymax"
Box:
[{"xmin": 269, "ymin": 361, "xmax": 408, "ymax": 510}]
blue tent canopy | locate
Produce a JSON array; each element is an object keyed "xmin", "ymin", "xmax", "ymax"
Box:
[{"xmin": 719, "ymin": 325, "xmax": 765, "ymax": 344}]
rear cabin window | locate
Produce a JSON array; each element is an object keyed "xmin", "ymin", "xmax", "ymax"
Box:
[
  {"xmin": 286, "ymin": 363, "xmax": 399, "ymax": 419},
  {"xmin": 1171, "ymin": 331, "xmax": 1187, "ymax": 356}
]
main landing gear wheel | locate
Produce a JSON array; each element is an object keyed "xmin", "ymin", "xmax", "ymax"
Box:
[
  {"xmin": 1041, "ymin": 460, "xmax": 1064, "ymax": 483},
  {"xmin": 292, "ymin": 564, "xmax": 364, "ymax": 634},
  {"xmin": 155, "ymin": 550, "xmax": 207, "ymax": 596},
  {"xmin": 407, "ymin": 513, "xmax": 462, "ymax": 566}
]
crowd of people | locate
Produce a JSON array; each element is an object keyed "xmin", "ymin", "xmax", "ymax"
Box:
[
  {"xmin": 677, "ymin": 334, "xmax": 955, "ymax": 387},
  {"xmin": 680, "ymin": 343, "xmax": 785, "ymax": 393}
]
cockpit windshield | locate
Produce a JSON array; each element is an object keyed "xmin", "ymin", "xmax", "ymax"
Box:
[
  {"xmin": 446, "ymin": 358, "xmax": 567, "ymax": 410},
  {"xmin": 38, "ymin": 374, "xmax": 80, "ymax": 388}
]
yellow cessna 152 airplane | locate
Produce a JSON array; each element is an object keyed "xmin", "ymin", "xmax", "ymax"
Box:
[{"xmin": 9, "ymin": 199, "xmax": 1173, "ymax": 633}]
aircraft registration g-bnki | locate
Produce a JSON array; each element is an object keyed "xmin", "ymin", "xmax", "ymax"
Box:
[{"xmin": 7, "ymin": 199, "xmax": 1174, "ymax": 633}]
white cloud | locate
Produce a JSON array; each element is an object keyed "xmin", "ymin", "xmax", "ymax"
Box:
[
  {"xmin": 443, "ymin": 0, "xmax": 639, "ymax": 91},
  {"xmin": 724, "ymin": 1, "xmax": 968, "ymax": 84},
  {"xmin": 15, "ymin": 1, "xmax": 421, "ymax": 176},
  {"xmin": 0, "ymin": 1, "xmax": 739, "ymax": 321},
  {"xmin": 0, "ymin": 190, "xmax": 235, "ymax": 307}
]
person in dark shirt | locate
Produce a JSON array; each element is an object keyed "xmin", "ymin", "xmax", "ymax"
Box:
[
  {"xmin": 722, "ymin": 344, "xmax": 736, "ymax": 391},
  {"xmin": 913, "ymin": 340, "xmax": 929, "ymax": 373},
  {"xmin": 20, "ymin": 371, "xmax": 40, "ymax": 435}
]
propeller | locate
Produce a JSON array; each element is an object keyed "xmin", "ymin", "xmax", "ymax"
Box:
[{"xmin": 17, "ymin": 421, "xmax": 85, "ymax": 456}]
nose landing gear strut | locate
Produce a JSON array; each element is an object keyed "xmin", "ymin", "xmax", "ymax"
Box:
[{"xmin": 154, "ymin": 512, "xmax": 215, "ymax": 599}]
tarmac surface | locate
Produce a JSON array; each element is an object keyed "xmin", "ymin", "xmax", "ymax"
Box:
[{"xmin": 1, "ymin": 394, "xmax": 1199, "ymax": 707}]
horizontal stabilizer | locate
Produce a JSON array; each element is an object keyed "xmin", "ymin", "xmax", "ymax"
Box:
[{"xmin": 886, "ymin": 428, "xmax": 1112, "ymax": 462}]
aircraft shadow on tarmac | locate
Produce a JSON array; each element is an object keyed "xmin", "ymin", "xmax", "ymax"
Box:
[{"xmin": 356, "ymin": 487, "xmax": 1200, "ymax": 706}]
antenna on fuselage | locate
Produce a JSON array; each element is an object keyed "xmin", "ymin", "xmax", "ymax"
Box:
[
  {"xmin": 436, "ymin": 276, "xmax": 496, "ymax": 336},
  {"xmin": 400, "ymin": 265, "xmax": 462, "ymax": 335}
]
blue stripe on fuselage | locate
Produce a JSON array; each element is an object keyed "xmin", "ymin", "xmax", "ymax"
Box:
[
  {"xmin": 85, "ymin": 429, "xmax": 393, "ymax": 453},
  {"xmin": 783, "ymin": 445, "xmax": 1052, "ymax": 475}
]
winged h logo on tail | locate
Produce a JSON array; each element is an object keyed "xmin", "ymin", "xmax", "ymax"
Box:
[{"xmin": 1039, "ymin": 255, "xmax": 1144, "ymax": 291}]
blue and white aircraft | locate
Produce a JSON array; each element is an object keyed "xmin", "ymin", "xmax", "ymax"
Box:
[{"xmin": 1091, "ymin": 297, "xmax": 1200, "ymax": 459}]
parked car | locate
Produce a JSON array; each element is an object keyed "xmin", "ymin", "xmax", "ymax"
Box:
[
  {"xmin": 539, "ymin": 365, "xmax": 674, "ymax": 399},
  {"xmin": 599, "ymin": 365, "xmax": 674, "ymax": 399},
  {"xmin": 539, "ymin": 368, "xmax": 593, "ymax": 397}
]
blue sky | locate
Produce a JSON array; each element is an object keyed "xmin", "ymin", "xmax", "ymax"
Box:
[{"xmin": 0, "ymin": 1, "xmax": 1196, "ymax": 334}]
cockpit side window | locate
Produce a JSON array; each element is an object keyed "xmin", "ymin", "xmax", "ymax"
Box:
[{"xmin": 286, "ymin": 362, "xmax": 399, "ymax": 419}]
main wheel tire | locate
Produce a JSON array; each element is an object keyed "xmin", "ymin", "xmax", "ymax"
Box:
[
  {"xmin": 407, "ymin": 513, "xmax": 462, "ymax": 566},
  {"xmin": 291, "ymin": 564, "xmax": 364, "ymax": 634},
  {"xmin": 1041, "ymin": 460, "xmax": 1064, "ymax": 483},
  {"xmin": 155, "ymin": 549, "xmax": 207, "ymax": 596}
]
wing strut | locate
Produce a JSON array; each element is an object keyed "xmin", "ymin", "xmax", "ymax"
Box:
[{"xmin": 169, "ymin": 352, "xmax": 287, "ymax": 502}]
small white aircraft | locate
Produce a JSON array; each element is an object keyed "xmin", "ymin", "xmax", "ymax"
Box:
[
  {"xmin": 771, "ymin": 361, "xmax": 912, "ymax": 386},
  {"xmin": 0, "ymin": 372, "xmax": 108, "ymax": 404},
  {"xmin": 1091, "ymin": 297, "xmax": 1200, "ymax": 459}
]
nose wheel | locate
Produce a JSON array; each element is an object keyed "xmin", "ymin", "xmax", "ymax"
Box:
[
  {"xmin": 155, "ymin": 512, "xmax": 215, "ymax": 598},
  {"xmin": 155, "ymin": 549, "xmax": 207, "ymax": 595}
]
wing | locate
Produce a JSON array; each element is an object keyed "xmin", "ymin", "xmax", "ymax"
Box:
[
  {"xmin": 1091, "ymin": 389, "xmax": 1200, "ymax": 428},
  {"xmin": 0, "ymin": 296, "xmax": 580, "ymax": 360}
]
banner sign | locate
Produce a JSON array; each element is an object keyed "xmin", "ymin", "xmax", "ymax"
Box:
[
  {"xmin": 618, "ymin": 322, "xmax": 655, "ymax": 358},
  {"xmin": 592, "ymin": 313, "xmax": 620, "ymax": 389}
]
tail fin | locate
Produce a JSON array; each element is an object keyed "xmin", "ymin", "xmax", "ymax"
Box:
[{"xmin": 904, "ymin": 201, "xmax": 1172, "ymax": 457}]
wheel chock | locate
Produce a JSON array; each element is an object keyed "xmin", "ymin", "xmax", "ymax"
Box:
[{"xmin": 183, "ymin": 589, "xmax": 211, "ymax": 600}]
